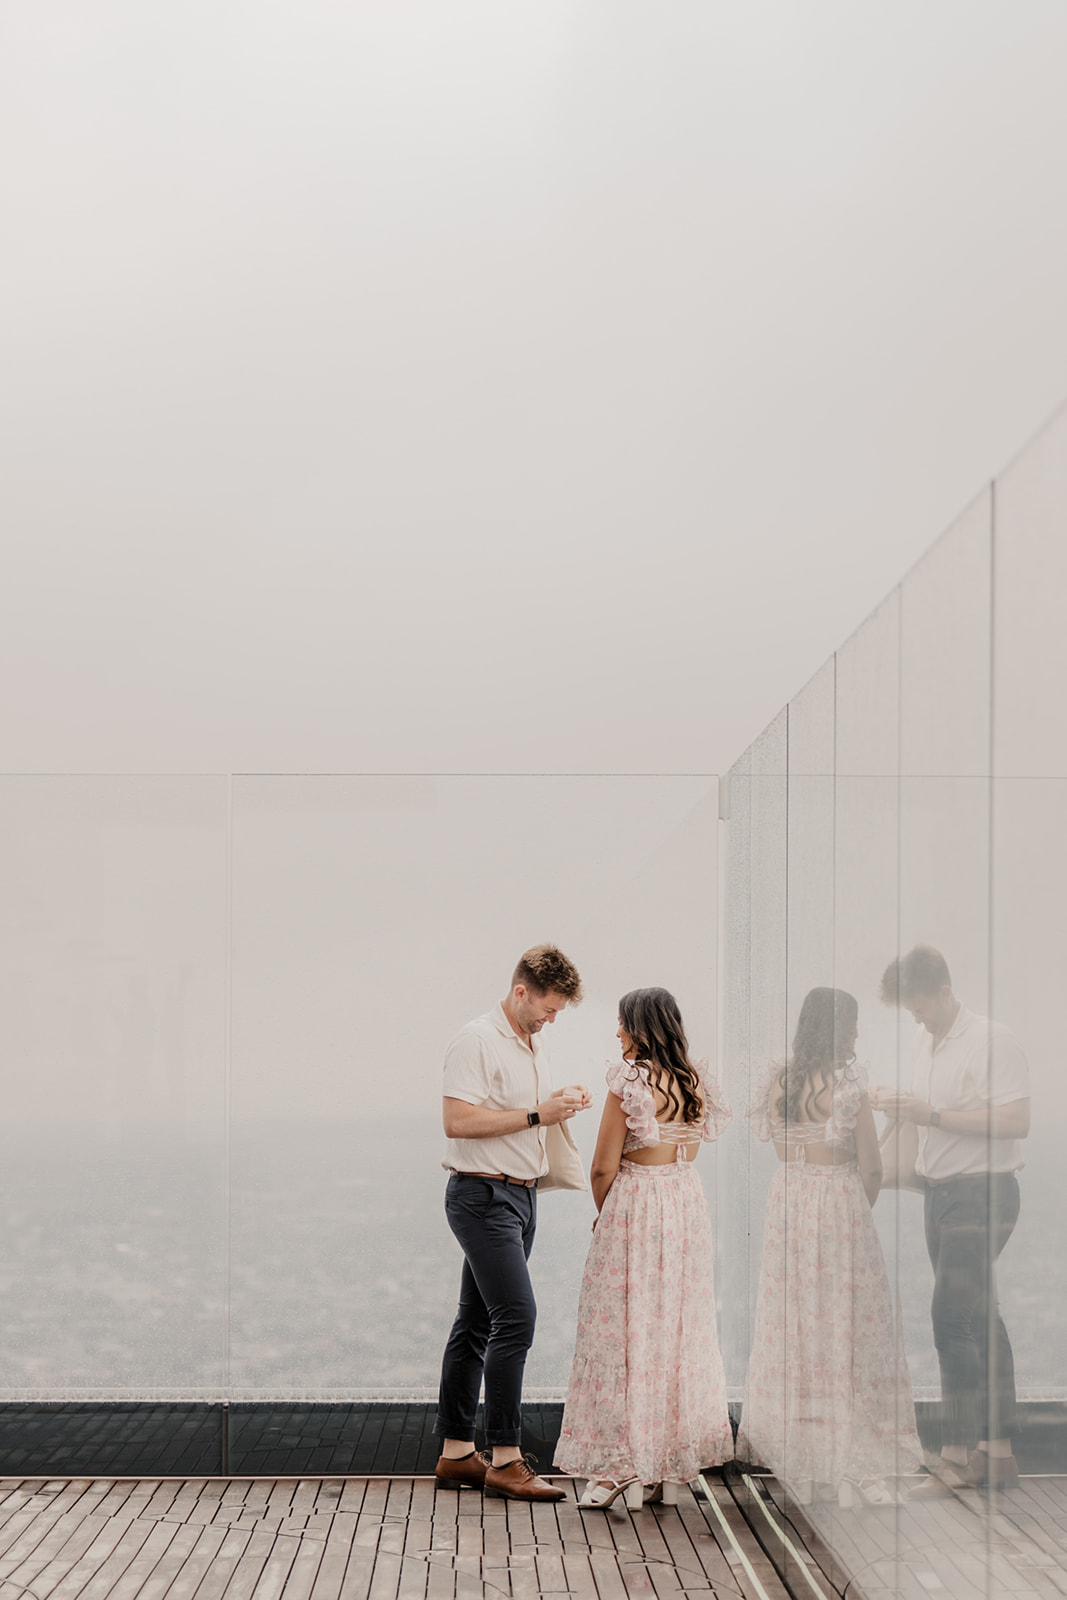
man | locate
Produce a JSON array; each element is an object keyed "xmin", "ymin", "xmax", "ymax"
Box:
[
  {"xmin": 876, "ymin": 945, "xmax": 1029, "ymax": 1492},
  {"xmin": 434, "ymin": 944, "xmax": 591, "ymax": 1502}
]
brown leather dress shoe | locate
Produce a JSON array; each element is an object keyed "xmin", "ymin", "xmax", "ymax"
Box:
[
  {"xmin": 435, "ymin": 1450, "xmax": 492, "ymax": 1489},
  {"xmin": 484, "ymin": 1455, "xmax": 566, "ymax": 1502},
  {"xmin": 966, "ymin": 1449, "xmax": 1020, "ymax": 1490}
]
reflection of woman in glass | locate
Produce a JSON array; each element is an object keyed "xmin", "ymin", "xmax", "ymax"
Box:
[
  {"xmin": 737, "ymin": 987, "xmax": 921, "ymax": 1507},
  {"xmin": 554, "ymin": 987, "xmax": 733, "ymax": 1509}
]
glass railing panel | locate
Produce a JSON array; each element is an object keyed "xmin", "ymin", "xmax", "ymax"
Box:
[
  {"xmin": 900, "ymin": 489, "xmax": 992, "ymax": 778},
  {"xmin": 991, "ymin": 776, "xmax": 1062, "ymax": 1400},
  {"xmin": 749, "ymin": 706, "xmax": 788, "ymax": 777},
  {"xmin": 993, "ymin": 401, "xmax": 1067, "ymax": 779},
  {"xmin": 787, "ymin": 658, "xmax": 835, "ymax": 779},
  {"xmin": 720, "ymin": 759, "xmax": 787, "ymax": 1399},
  {"xmin": 720, "ymin": 763, "xmax": 754, "ymax": 1391},
  {"xmin": 836, "ymin": 589, "xmax": 900, "ymax": 779},
  {"xmin": 0, "ymin": 776, "xmax": 229, "ymax": 1398},
  {"xmin": 227, "ymin": 774, "xmax": 719, "ymax": 1398}
]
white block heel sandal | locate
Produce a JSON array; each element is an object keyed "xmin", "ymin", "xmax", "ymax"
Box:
[{"xmin": 578, "ymin": 1477, "xmax": 640, "ymax": 1509}]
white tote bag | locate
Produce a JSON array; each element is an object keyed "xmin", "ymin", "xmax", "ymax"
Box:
[{"xmin": 537, "ymin": 1119, "xmax": 588, "ymax": 1193}]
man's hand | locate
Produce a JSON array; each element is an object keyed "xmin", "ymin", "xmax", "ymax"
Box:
[
  {"xmin": 869, "ymin": 1089, "xmax": 1029, "ymax": 1140},
  {"xmin": 870, "ymin": 1088, "xmax": 933, "ymax": 1124},
  {"xmin": 554, "ymin": 1083, "xmax": 592, "ymax": 1108},
  {"xmin": 539, "ymin": 1085, "xmax": 591, "ymax": 1125}
]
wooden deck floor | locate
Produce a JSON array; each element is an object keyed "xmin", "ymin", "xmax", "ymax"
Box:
[
  {"xmin": 0, "ymin": 1473, "xmax": 791, "ymax": 1600},
  {"xmin": 746, "ymin": 1471, "xmax": 1067, "ymax": 1600},
  {"xmin": 4, "ymin": 1472, "xmax": 1065, "ymax": 1600}
]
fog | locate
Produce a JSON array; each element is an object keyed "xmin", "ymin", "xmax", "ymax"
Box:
[{"xmin": 4, "ymin": 1, "xmax": 1067, "ymax": 775}]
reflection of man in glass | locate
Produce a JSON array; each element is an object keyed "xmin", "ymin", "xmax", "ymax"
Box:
[
  {"xmin": 434, "ymin": 944, "xmax": 590, "ymax": 1502},
  {"xmin": 876, "ymin": 945, "xmax": 1029, "ymax": 1491}
]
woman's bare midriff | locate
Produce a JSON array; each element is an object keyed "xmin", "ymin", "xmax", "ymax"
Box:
[
  {"xmin": 627, "ymin": 1139, "xmax": 702, "ymax": 1167},
  {"xmin": 772, "ymin": 1136, "xmax": 853, "ymax": 1166}
]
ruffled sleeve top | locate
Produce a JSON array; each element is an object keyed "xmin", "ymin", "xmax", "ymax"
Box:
[
  {"xmin": 606, "ymin": 1057, "xmax": 732, "ymax": 1153},
  {"xmin": 748, "ymin": 1058, "xmax": 868, "ymax": 1147}
]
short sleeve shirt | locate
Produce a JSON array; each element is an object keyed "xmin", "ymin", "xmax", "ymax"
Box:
[
  {"xmin": 441, "ymin": 1002, "xmax": 554, "ymax": 1181},
  {"xmin": 910, "ymin": 1006, "xmax": 1029, "ymax": 1179}
]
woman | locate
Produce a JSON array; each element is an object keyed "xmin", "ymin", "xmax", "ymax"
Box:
[
  {"xmin": 737, "ymin": 987, "xmax": 921, "ymax": 1506},
  {"xmin": 554, "ymin": 987, "xmax": 733, "ymax": 1509}
]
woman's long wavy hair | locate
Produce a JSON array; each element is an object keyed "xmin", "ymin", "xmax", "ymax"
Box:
[
  {"xmin": 776, "ymin": 986, "xmax": 859, "ymax": 1124},
  {"xmin": 618, "ymin": 987, "xmax": 704, "ymax": 1124}
]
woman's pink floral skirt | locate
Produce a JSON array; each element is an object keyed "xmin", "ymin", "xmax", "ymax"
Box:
[{"xmin": 555, "ymin": 1159, "xmax": 733, "ymax": 1484}]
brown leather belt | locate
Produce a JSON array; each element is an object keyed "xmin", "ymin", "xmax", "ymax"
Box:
[{"xmin": 458, "ymin": 1171, "xmax": 538, "ymax": 1188}]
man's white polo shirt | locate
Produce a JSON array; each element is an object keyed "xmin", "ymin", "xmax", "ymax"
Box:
[
  {"xmin": 441, "ymin": 1002, "xmax": 554, "ymax": 1182},
  {"xmin": 911, "ymin": 1005, "xmax": 1029, "ymax": 1181}
]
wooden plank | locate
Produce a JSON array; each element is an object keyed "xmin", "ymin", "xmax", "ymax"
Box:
[
  {"xmin": 207, "ymin": 1527, "xmax": 279, "ymax": 1600},
  {"xmin": 559, "ymin": 1546, "xmax": 601, "ymax": 1600},
  {"xmin": 428, "ymin": 1490, "xmax": 460, "ymax": 1556},
  {"xmin": 0, "ymin": 1493, "xmax": 98, "ymax": 1574},
  {"xmin": 0, "ymin": 1480, "xmax": 35, "ymax": 1516},
  {"xmin": 281, "ymin": 1530, "xmax": 335, "ymax": 1600},
  {"xmin": 336, "ymin": 1513, "xmax": 381, "ymax": 1600},
  {"xmin": 603, "ymin": 1500, "xmax": 658, "ymax": 1598},
  {"xmin": 151, "ymin": 1523, "xmax": 232, "ymax": 1600},
  {"xmin": 358, "ymin": 1481, "xmax": 391, "ymax": 1522},
  {"xmin": 45, "ymin": 1506, "xmax": 160, "ymax": 1600},
  {"xmin": 501, "ymin": 1499, "xmax": 541, "ymax": 1600},
  {"xmin": 122, "ymin": 1522, "xmax": 206, "ymax": 1600},
  {"xmin": 182, "ymin": 1484, "xmax": 230, "ymax": 1527},
  {"xmin": 308, "ymin": 1512, "xmax": 360, "ymax": 1600},
  {"xmin": 42, "ymin": 1511, "xmax": 148, "ymax": 1600},
  {"xmin": 183, "ymin": 1527, "xmax": 256, "ymax": 1600},
  {"xmin": 263, "ymin": 1481, "xmax": 298, "ymax": 1517},
  {"xmin": 245, "ymin": 1528, "xmax": 307, "ymax": 1600},
  {"xmin": 84, "ymin": 1481, "xmax": 141, "ymax": 1519},
  {"xmin": 396, "ymin": 1502, "xmax": 433, "ymax": 1600},
  {"xmin": 369, "ymin": 1482, "xmax": 413, "ymax": 1600},
  {"xmin": 145, "ymin": 1480, "xmax": 198, "ymax": 1520},
  {"xmin": 80, "ymin": 1516, "xmax": 183, "ymax": 1600},
  {"xmin": 587, "ymin": 1545, "xmax": 632, "ymax": 1600},
  {"xmin": 479, "ymin": 1492, "xmax": 510, "ymax": 1586},
  {"xmin": 313, "ymin": 1480, "xmax": 348, "ymax": 1516},
  {"xmin": 423, "ymin": 1550, "xmax": 457, "ymax": 1600},
  {"xmin": 628, "ymin": 1501, "xmax": 687, "ymax": 1599},
  {"xmin": 653, "ymin": 1504, "xmax": 717, "ymax": 1594},
  {"xmin": 0, "ymin": 1487, "xmax": 93, "ymax": 1563},
  {"xmin": 454, "ymin": 1522, "xmax": 482, "ymax": 1561},
  {"xmin": 0, "ymin": 1509, "xmax": 109, "ymax": 1596},
  {"xmin": 291, "ymin": 1480, "xmax": 322, "ymax": 1515}
]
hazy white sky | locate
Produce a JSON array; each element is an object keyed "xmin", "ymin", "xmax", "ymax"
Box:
[{"xmin": 3, "ymin": 0, "xmax": 1066, "ymax": 775}]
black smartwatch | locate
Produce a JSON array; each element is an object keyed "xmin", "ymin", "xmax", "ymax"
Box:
[
  {"xmin": 929, "ymin": 1110, "xmax": 941, "ymax": 1127},
  {"xmin": 527, "ymin": 1109, "xmax": 540, "ymax": 1127}
]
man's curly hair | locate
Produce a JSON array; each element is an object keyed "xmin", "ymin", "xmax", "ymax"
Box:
[{"xmin": 512, "ymin": 944, "xmax": 583, "ymax": 1004}]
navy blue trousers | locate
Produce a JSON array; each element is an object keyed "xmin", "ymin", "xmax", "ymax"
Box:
[
  {"xmin": 925, "ymin": 1173, "xmax": 1020, "ymax": 1447},
  {"xmin": 434, "ymin": 1175, "xmax": 537, "ymax": 1448}
]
